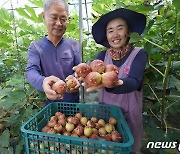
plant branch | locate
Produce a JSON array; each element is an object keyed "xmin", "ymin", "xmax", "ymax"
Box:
[
  {"xmin": 143, "ymin": 37, "xmax": 167, "ymax": 51},
  {"xmin": 28, "ymin": 97, "xmax": 43, "ymax": 100},
  {"xmin": 33, "ymin": 103, "xmax": 40, "ymax": 109},
  {"xmin": 167, "ymin": 127, "xmax": 180, "ymax": 131},
  {"xmin": 147, "ymin": 83, "xmax": 161, "ymax": 104},
  {"xmin": 149, "ymin": 109, "xmax": 161, "ymax": 121},
  {"xmin": 163, "ymin": 118, "xmax": 168, "ymax": 134},
  {"xmin": 148, "ymin": 60, "xmax": 164, "ymax": 77},
  {"xmin": 156, "ymin": 126, "xmax": 180, "ymax": 131},
  {"xmin": 161, "ymin": 10, "xmax": 179, "ymax": 129},
  {"xmin": 165, "ymin": 100, "xmax": 178, "ymax": 110},
  {"xmin": 161, "ymin": 51, "xmax": 172, "ymax": 129}
]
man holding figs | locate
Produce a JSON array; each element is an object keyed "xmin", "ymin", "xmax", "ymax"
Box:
[{"xmin": 26, "ymin": 0, "xmax": 80, "ymax": 103}]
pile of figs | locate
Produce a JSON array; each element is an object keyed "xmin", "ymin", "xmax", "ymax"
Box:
[{"xmin": 41, "ymin": 111, "xmax": 122, "ymax": 143}]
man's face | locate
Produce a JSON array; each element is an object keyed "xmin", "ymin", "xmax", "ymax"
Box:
[
  {"xmin": 42, "ymin": 3, "xmax": 68, "ymax": 39},
  {"xmin": 106, "ymin": 18, "xmax": 129, "ymax": 50}
]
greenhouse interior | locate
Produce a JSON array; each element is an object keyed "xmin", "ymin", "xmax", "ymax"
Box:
[{"xmin": 0, "ymin": 0, "xmax": 179, "ymax": 153}]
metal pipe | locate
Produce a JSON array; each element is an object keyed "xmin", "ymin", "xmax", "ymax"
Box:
[{"xmin": 78, "ymin": 0, "xmax": 85, "ymax": 103}]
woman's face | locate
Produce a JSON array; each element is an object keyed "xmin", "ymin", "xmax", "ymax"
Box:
[
  {"xmin": 106, "ymin": 18, "xmax": 129, "ymax": 50},
  {"xmin": 42, "ymin": 3, "xmax": 68, "ymax": 39}
]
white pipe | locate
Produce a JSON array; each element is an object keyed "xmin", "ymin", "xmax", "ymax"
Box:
[{"xmin": 78, "ymin": 0, "xmax": 85, "ymax": 103}]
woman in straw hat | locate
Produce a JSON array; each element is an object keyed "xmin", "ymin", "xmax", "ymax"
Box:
[{"xmin": 87, "ymin": 8, "xmax": 147, "ymax": 153}]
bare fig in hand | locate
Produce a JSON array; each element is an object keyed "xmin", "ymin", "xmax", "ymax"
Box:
[
  {"xmin": 66, "ymin": 78, "xmax": 77, "ymax": 89},
  {"xmin": 90, "ymin": 59, "xmax": 105, "ymax": 74},
  {"xmin": 85, "ymin": 72, "xmax": 102, "ymax": 86},
  {"xmin": 52, "ymin": 79, "xmax": 66, "ymax": 95},
  {"xmin": 105, "ymin": 64, "xmax": 119, "ymax": 74},
  {"xmin": 102, "ymin": 72, "xmax": 118, "ymax": 88},
  {"xmin": 74, "ymin": 63, "xmax": 91, "ymax": 78}
]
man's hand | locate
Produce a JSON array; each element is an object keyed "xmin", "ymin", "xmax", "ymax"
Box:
[
  {"xmin": 42, "ymin": 76, "xmax": 63, "ymax": 100},
  {"xmin": 65, "ymin": 75, "xmax": 80, "ymax": 93}
]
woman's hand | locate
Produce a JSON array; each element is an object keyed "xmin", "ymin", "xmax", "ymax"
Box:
[
  {"xmin": 73, "ymin": 65, "xmax": 123, "ymax": 92},
  {"xmin": 42, "ymin": 76, "xmax": 63, "ymax": 100},
  {"xmin": 82, "ymin": 82, "xmax": 104, "ymax": 92},
  {"xmin": 83, "ymin": 79, "xmax": 124, "ymax": 92},
  {"xmin": 65, "ymin": 75, "xmax": 80, "ymax": 93}
]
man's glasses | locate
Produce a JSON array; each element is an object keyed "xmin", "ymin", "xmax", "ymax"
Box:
[{"xmin": 50, "ymin": 17, "xmax": 69, "ymax": 24}]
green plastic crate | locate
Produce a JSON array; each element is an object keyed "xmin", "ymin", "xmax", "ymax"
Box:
[{"xmin": 21, "ymin": 102, "xmax": 134, "ymax": 154}]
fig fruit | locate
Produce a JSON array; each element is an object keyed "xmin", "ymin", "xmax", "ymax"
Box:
[
  {"xmin": 111, "ymin": 131, "xmax": 122, "ymax": 142},
  {"xmin": 75, "ymin": 63, "xmax": 91, "ymax": 78},
  {"xmin": 47, "ymin": 127, "xmax": 56, "ymax": 134},
  {"xmin": 109, "ymin": 117, "xmax": 117, "ymax": 125},
  {"xmin": 73, "ymin": 125, "xmax": 84, "ymax": 136},
  {"xmin": 97, "ymin": 119, "xmax": 105, "ymax": 127},
  {"xmin": 105, "ymin": 64, "xmax": 119, "ymax": 74},
  {"xmin": 89, "ymin": 134, "xmax": 99, "ymax": 140},
  {"xmin": 85, "ymin": 72, "xmax": 102, "ymax": 86},
  {"xmin": 66, "ymin": 78, "xmax": 77, "ymax": 89},
  {"xmin": 52, "ymin": 79, "xmax": 66, "ymax": 94},
  {"xmin": 54, "ymin": 123, "xmax": 63, "ymax": 133},
  {"xmin": 80, "ymin": 117, "xmax": 88, "ymax": 126},
  {"xmin": 104, "ymin": 123, "xmax": 113, "ymax": 133},
  {"xmin": 104, "ymin": 134, "xmax": 112, "ymax": 141},
  {"xmin": 84, "ymin": 126, "xmax": 93, "ymax": 137},
  {"xmin": 42, "ymin": 125, "xmax": 50, "ymax": 133},
  {"xmin": 101, "ymin": 71, "xmax": 118, "ymax": 88},
  {"xmin": 65, "ymin": 122, "xmax": 75, "ymax": 132},
  {"xmin": 98, "ymin": 127, "xmax": 107, "ymax": 137},
  {"xmin": 90, "ymin": 59, "xmax": 105, "ymax": 73}
]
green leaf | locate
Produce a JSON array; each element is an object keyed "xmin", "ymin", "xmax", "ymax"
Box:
[
  {"xmin": 0, "ymin": 8, "xmax": 11, "ymax": 20},
  {"xmin": 0, "ymin": 8, "xmax": 13, "ymax": 22},
  {"xmin": 129, "ymin": 32, "xmax": 142, "ymax": 43},
  {"xmin": 154, "ymin": 3, "xmax": 164, "ymax": 10},
  {"xmin": 143, "ymin": 19, "xmax": 155, "ymax": 35},
  {"xmin": 25, "ymin": 5, "xmax": 38, "ymax": 22},
  {"xmin": 2, "ymin": 58, "xmax": 15, "ymax": 68},
  {"xmin": 167, "ymin": 100, "xmax": 180, "ymax": 116},
  {"xmin": 29, "ymin": 0, "xmax": 43, "ymax": 8},
  {"xmin": 15, "ymin": 143, "xmax": 24, "ymax": 154},
  {"xmin": 0, "ymin": 88, "xmax": 12, "ymax": 100},
  {"xmin": 0, "ymin": 129, "xmax": 10, "ymax": 147},
  {"xmin": 16, "ymin": 8, "xmax": 31, "ymax": 20},
  {"xmin": 0, "ymin": 9, "xmax": 12, "ymax": 30},
  {"xmin": 173, "ymin": 0, "xmax": 180, "ymax": 11},
  {"xmin": 19, "ymin": 105, "xmax": 39, "ymax": 122},
  {"xmin": 149, "ymin": 128, "xmax": 166, "ymax": 141},
  {"xmin": 37, "ymin": 13, "xmax": 43, "ymax": 23},
  {"xmin": 128, "ymin": 5, "xmax": 154, "ymax": 13},
  {"xmin": 0, "ymin": 146, "xmax": 13, "ymax": 154},
  {"xmin": 92, "ymin": 5, "xmax": 105, "ymax": 15},
  {"xmin": 168, "ymin": 75, "xmax": 180, "ymax": 91},
  {"xmin": 144, "ymin": 42, "xmax": 152, "ymax": 54},
  {"xmin": 7, "ymin": 90, "xmax": 26, "ymax": 102},
  {"xmin": 6, "ymin": 74, "xmax": 25, "ymax": 88},
  {"xmin": 0, "ymin": 34, "xmax": 13, "ymax": 43},
  {"xmin": 0, "ymin": 98, "xmax": 13, "ymax": 110},
  {"xmin": 172, "ymin": 61, "xmax": 180, "ymax": 68},
  {"xmin": 115, "ymin": 1, "xmax": 125, "ymax": 8},
  {"xmin": 168, "ymin": 94, "xmax": 180, "ymax": 99},
  {"xmin": 0, "ymin": 42, "xmax": 10, "ymax": 49},
  {"xmin": 151, "ymin": 102, "xmax": 161, "ymax": 110}
]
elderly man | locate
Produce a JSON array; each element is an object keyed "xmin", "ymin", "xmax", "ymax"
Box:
[{"xmin": 26, "ymin": 0, "xmax": 80, "ymax": 103}]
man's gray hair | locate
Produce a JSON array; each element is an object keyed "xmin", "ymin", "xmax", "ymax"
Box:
[{"xmin": 43, "ymin": 0, "xmax": 69, "ymax": 14}]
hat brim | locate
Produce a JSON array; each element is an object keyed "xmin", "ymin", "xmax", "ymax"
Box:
[{"xmin": 92, "ymin": 8, "xmax": 146, "ymax": 48}]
